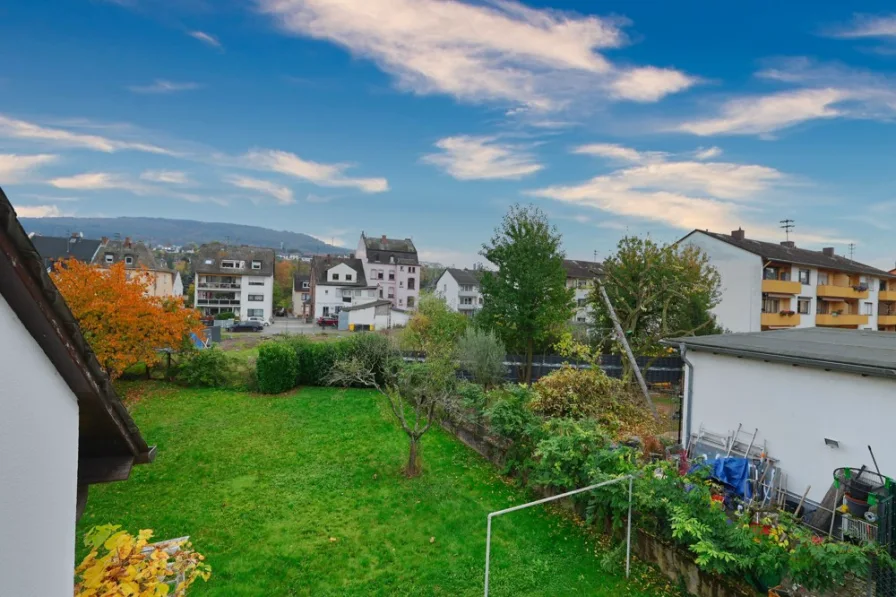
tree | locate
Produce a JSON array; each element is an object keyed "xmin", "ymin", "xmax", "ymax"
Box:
[
  {"xmin": 478, "ymin": 204, "xmax": 574, "ymax": 384},
  {"xmin": 274, "ymin": 260, "xmax": 296, "ymax": 311},
  {"xmin": 51, "ymin": 258, "xmax": 203, "ymax": 379},
  {"xmin": 457, "ymin": 327, "xmax": 506, "ymax": 388},
  {"xmin": 590, "ymin": 236, "xmax": 721, "ymax": 362}
]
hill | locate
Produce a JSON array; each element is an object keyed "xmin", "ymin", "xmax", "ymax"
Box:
[{"xmin": 19, "ymin": 216, "xmax": 349, "ymax": 254}]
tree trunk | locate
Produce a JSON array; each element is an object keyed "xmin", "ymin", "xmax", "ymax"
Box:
[
  {"xmin": 524, "ymin": 337, "xmax": 534, "ymax": 386},
  {"xmin": 405, "ymin": 436, "xmax": 421, "ymax": 477}
]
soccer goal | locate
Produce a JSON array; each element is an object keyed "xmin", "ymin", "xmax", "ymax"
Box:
[{"xmin": 483, "ymin": 475, "xmax": 634, "ymax": 597}]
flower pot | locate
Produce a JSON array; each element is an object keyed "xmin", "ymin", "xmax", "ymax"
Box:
[{"xmin": 845, "ymin": 493, "xmax": 870, "ymax": 518}]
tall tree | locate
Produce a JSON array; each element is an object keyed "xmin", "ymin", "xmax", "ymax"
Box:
[
  {"xmin": 51, "ymin": 259, "xmax": 203, "ymax": 379},
  {"xmin": 590, "ymin": 236, "xmax": 721, "ymax": 364},
  {"xmin": 478, "ymin": 205, "xmax": 574, "ymax": 384},
  {"xmin": 274, "ymin": 260, "xmax": 296, "ymax": 311}
]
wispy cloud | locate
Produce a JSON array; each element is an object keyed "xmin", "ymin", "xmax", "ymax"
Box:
[
  {"xmin": 128, "ymin": 79, "xmax": 203, "ymax": 94},
  {"xmin": 826, "ymin": 14, "xmax": 896, "ymax": 39},
  {"xmin": 140, "ymin": 169, "xmax": 191, "ymax": 184},
  {"xmin": 225, "ymin": 174, "xmax": 295, "ymax": 205},
  {"xmin": 189, "ymin": 30, "xmax": 222, "ymax": 49},
  {"xmin": 48, "ymin": 172, "xmax": 149, "ymax": 192},
  {"xmin": 422, "ymin": 135, "xmax": 543, "ymax": 180},
  {"xmin": 0, "ymin": 153, "xmax": 57, "ymax": 182},
  {"xmin": 0, "ymin": 114, "xmax": 176, "ymax": 155},
  {"xmin": 14, "ymin": 204, "xmax": 64, "ymax": 218},
  {"xmin": 256, "ymin": 0, "xmax": 696, "ymax": 111},
  {"xmin": 572, "ymin": 143, "xmax": 666, "ymax": 164},
  {"xmin": 695, "ymin": 146, "xmax": 722, "ymax": 160},
  {"xmin": 244, "ymin": 149, "xmax": 388, "ymax": 193}
]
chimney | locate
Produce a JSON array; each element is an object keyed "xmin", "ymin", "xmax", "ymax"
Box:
[
  {"xmin": 731, "ymin": 228, "xmax": 745, "ymax": 241},
  {"xmin": 124, "ymin": 236, "xmax": 131, "ymax": 248},
  {"xmin": 101, "ymin": 236, "xmax": 109, "ymax": 245},
  {"xmin": 381, "ymin": 234, "xmax": 387, "ymax": 243},
  {"xmin": 349, "ymin": 252, "xmax": 355, "ymax": 258},
  {"xmin": 822, "ymin": 247, "xmax": 835, "ymax": 257},
  {"xmin": 780, "ymin": 241, "xmax": 795, "ymax": 248}
]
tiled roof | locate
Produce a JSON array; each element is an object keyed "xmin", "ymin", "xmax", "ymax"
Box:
[
  {"xmin": 92, "ymin": 239, "xmax": 160, "ymax": 270},
  {"xmin": 311, "ymin": 256, "xmax": 369, "ymax": 286},
  {"xmin": 689, "ymin": 230, "xmax": 895, "ymax": 278},
  {"xmin": 362, "ymin": 233, "xmax": 419, "ymax": 265},
  {"xmin": 30, "ymin": 235, "xmax": 102, "ymax": 267},
  {"xmin": 194, "ymin": 243, "xmax": 275, "ymax": 276},
  {"xmin": 563, "ymin": 259, "xmax": 603, "ymax": 279},
  {"xmin": 444, "ymin": 268, "xmax": 480, "ymax": 286},
  {"xmin": 293, "ymin": 273, "xmax": 310, "ymax": 290}
]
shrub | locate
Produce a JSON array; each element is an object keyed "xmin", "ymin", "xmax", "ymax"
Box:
[
  {"xmin": 177, "ymin": 347, "xmax": 233, "ymax": 388},
  {"xmin": 343, "ymin": 333, "xmax": 395, "ymax": 385},
  {"xmin": 532, "ymin": 418, "xmax": 611, "ymax": 489},
  {"xmin": 458, "ymin": 327, "xmax": 507, "ymax": 388},
  {"xmin": 257, "ymin": 341, "xmax": 299, "ymax": 394},
  {"xmin": 214, "ymin": 311, "xmax": 236, "ymax": 320}
]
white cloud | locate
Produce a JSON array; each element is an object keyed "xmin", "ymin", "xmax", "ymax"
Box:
[
  {"xmin": 244, "ymin": 149, "xmax": 388, "ymax": 193},
  {"xmin": 140, "ymin": 169, "xmax": 190, "ymax": 184},
  {"xmin": 128, "ymin": 80, "xmax": 202, "ymax": 94},
  {"xmin": 422, "ymin": 135, "xmax": 543, "ymax": 180},
  {"xmin": 189, "ymin": 31, "xmax": 222, "ymax": 48},
  {"xmin": 827, "ymin": 14, "xmax": 896, "ymax": 39},
  {"xmin": 48, "ymin": 172, "xmax": 147, "ymax": 192},
  {"xmin": 0, "ymin": 114, "xmax": 176, "ymax": 155},
  {"xmin": 0, "ymin": 153, "xmax": 57, "ymax": 182},
  {"xmin": 694, "ymin": 146, "xmax": 722, "ymax": 160},
  {"xmin": 225, "ymin": 175, "xmax": 295, "ymax": 205},
  {"xmin": 15, "ymin": 205, "xmax": 63, "ymax": 218},
  {"xmin": 573, "ymin": 143, "xmax": 666, "ymax": 163},
  {"xmin": 256, "ymin": 0, "xmax": 695, "ymax": 110}
]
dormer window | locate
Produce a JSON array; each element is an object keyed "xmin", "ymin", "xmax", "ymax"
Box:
[
  {"xmin": 346, "ymin": 274, "xmax": 353, "ymax": 281},
  {"xmin": 332, "ymin": 273, "xmax": 340, "ymax": 281},
  {"xmin": 251, "ymin": 260, "xmax": 261, "ymax": 270},
  {"xmin": 104, "ymin": 253, "xmax": 114, "ymax": 264},
  {"xmin": 302, "ymin": 281, "xmax": 309, "ymax": 289},
  {"xmin": 221, "ymin": 260, "xmax": 239, "ymax": 269},
  {"xmin": 125, "ymin": 255, "xmax": 134, "ymax": 266}
]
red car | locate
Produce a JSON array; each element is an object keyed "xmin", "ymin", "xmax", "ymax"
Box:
[{"xmin": 317, "ymin": 315, "xmax": 339, "ymax": 328}]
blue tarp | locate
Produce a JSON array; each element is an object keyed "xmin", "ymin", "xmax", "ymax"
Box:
[
  {"xmin": 189, "ymin": 332, "xmax": 206, "ymax": 349},
  {"xmin": 710, "ymin": 457, "xmax": 752, "ymax": 500}
]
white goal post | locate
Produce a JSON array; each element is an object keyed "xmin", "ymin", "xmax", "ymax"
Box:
[{"xmin": 483, "ymin": 475, "xmax": 634, "ymax": 597}]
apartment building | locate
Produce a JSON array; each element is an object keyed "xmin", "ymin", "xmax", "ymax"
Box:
[
  {"xmin": 309, "ymin": 255, "xmax": 378, "ymax": 318},
  {"xmin": 29, "ymin": 233, "xmax": 102, "ymax": 270},
  {"xmin": 193, "ymin": 244, "xmax": 275, "ymax": 321},
  {"xmin": 564, "ymin": 259, "xmax": 603, "ymax": 324},
  {"xmin": 435, "ymin": 268, "xmax": 483, "ymax": 316},
  {"xmin": 92, "ymin": 237, "xmax": 183, "ymax": 298},
  {"xmin": 681, "ymin": 228, "xmax": 896, "ymax": 333},
  {"xmin": 355, "ymin": 233, "xmax": 420, "ymax": 310},
  {"xmin": 293, "ymin": 273, "xmax": 311, "ymax": 319}
]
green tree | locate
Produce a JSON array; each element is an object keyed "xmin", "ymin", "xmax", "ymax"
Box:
[
  {"xmin": 590, "ymin": 236, "xmax": 721, "ymax": 362},
  {"xmin": 478, "ymin": 205, "xmax": 574, "ymax": 384}
]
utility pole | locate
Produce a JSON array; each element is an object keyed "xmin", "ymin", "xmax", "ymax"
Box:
[{"xmin": 780, "ymin": 219, "xmax": 795, "ymax": 241}]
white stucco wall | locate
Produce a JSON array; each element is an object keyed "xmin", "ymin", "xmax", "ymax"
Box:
[
  {"xmin": 682, "ymin": 232, "xmax": 763, "ymax": 332},
  {"xmin": 436, "ymin": 270, "xmax": 460, "ymax": 311},
  {"xmin": 356, "ymin": 236, "xmax": 420, "ymax": 310},
  {"xmin": 240, "ymin": 275, "xmax": 274, "ymax": 320},
  {"xmin": 683, "ymin": 350, "xmax": 896, "ymax": 503},
  {"xmin": 0, "ymin": 294, "xmax": 80, "ymax": 597}
]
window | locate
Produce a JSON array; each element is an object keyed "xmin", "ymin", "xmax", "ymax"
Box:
[
  {"xmin": 343, "ymin": 296, "xmax": 352, "ymax": 303},
  {"xmin": 251, "ymin": 260, "xmax": 261, "ymax": 270},
  {"xmin": 374, "ymin": 253, "xmax": 381, "ymax": 262},
  {"xmin": 577, "ymin": 298, "xmax": 586, "ymax": 307},
  {"xmin": 204, "ymin": 259, "xmax": 213, "ymax": 265},
  {"xmin": 577, "ymin": 316, "xmax": 586, "ymax": 323},
  {"xmin": 388, "ymin": 287, "xmax": 395, "ymax": 298},
  {"xmin": 104, "ymin": 253, "xmax": 114, "ymax": 264},
  {"xmin": 407, "ymin": 296, "xmax": 415, "ymax": 308},
  {"xmin": 797, "ymin": 297, "xmax": 811, "ymax": 315},
  {"xmin": 249, "ymin": 279, "xmax": 264, "ymax": 286},
  {"xmin": 399, "ymin": 298, "xmax": 404, "ymax": 306},
  {"xmin": 123, "ymin": 255, "xmax": 133, "ymax": 265},
  {"xmin": 798, "ymin": 269, "xmax": 811, "ymax": 285},
  {"xmin": 345, "ymin": 274, "xmax": 353, "ymax": 281},
  {"xmin": 389, "ymin": 271, "xmax": 395, "ymax": 281},
  {"xmin": 332, "ymin": 273, "xmax": 340, "ymax": 281},
  {"xmin": 762, "ymin": 295, "xmax": 780, "ymax": 313},
  {"xmin": 247, "ymin": 309, "xmax": 263, "ymax": 318},
  {"xmin": 335, "ymin": 306, "xmax": 342, "ymax": 314},
  {"xmin": 863, "ymin": 302, "xmax": 874, "ymax": 316},
  {"xmin": 460, "ymin": 284, "xmax": 472, "ymax": 292},
  {"xmin": 408, "ymin": 278, "xmax": 415, "ymax": 290},
  {"xmin": 818, "ymin": 272, "xmax": 829, "ymax": 285},
  {"xmin": 399, "ymin": 281, "xmax": 404, "ymax": 288},
  {"xmin": 353, "ymin": 289, "xmax": 361, "ymax": 297},
  {"xmin": 323, "ymin": 306, "xmax": 329, "ymax": 315},
  {"xmin": 302, "ymin": 281, "xmax": 309, "ymax": 289},
  {"xmin": 324, "ymin": 289, "xmax": 329, "ymax": 295},
  {"xmin": 881, "ymin": 280, "xmax": 888, "ymax": 292},
  {"xmin": 461, "ymin": 297, "xmax": 474, "ymax": 305},
  {"xmin": 377, "ymin": 271, "xmax": 384, "ymax": 280},
  {"xmin": 248, "ymin": 294, "xmax": 264, "ymax": 302},
  {"xmin": 221, "ymin": 260, "xmax": 239, "ymax": 269},
  {"xmin": 400, "ymin": 266, "xmax": 405, "ymax": 272},
  {"xmin": 379, "ymin": 288, "xmax": 383, "ymax": 298},
  {"xmin": 409, "ymin": 266, "xmax": 416, "ymax": 273},
  {"xmin": 302, "ymin": 293, "xmax": 310, "ymax": 301}
]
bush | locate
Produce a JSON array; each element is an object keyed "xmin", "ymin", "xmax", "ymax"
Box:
[
  {"xmin": 532, "ymin": 418, "xmax": 611, "ymax": 489},
  {"xmin": 343, "ymin": 333, "xmax": 395, "ymax": 385},
  {"xmin": 257, "ymin": 342, "xmax": 300, "ymax": 394},
  {"xmin": 214, "ymin": 311, "xmax": 236, "ymax": 320},
  {"xmin": 177, "ymin": 347, "xmax": 233, "ymax": 388},
  {"xmin": 458, "ymin": 327, "xmax": 506, "ymax": 388}
]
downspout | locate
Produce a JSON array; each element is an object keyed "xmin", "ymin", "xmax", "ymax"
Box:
[{"xmin": 679, "ymin": 343, "xmax": 695, "ymax": 450}]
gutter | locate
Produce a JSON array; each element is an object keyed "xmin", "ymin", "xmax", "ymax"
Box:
[{"xmin": 679, "ymin": 343, "xmax": 695, "ymax": 449}]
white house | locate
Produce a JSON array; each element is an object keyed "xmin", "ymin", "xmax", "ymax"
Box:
[
  {"xmin": 338, "ymin": 299, "xmax": 412, "ymax": 330},
  {"xmin": 193, "ymin": 244, "xmax": 276, "ymax": 321},
  {"xmin": 355, "ymin": 233, "xmax": 420, "ymax": 310},
  {"xmin": 1, "ymin": 189, "xmax": 153, "ymax": 597},
  {"xmin": 310, "ymin": 255, "xmax": 379, "ymax": 318},
  {"xmin": 563, "ymin": 259, "xmax": 603, "ymax": 324},
  {"xmin": 681, "ymin": 228, "xmax": 896, "ymax": 333},
  {"xmin": 435, "ymin": 268, "xmax": 483, "ymax": 316},
  {"xmin": 671, "ymin": 328, "xmax": 896, "ymax": 505}
]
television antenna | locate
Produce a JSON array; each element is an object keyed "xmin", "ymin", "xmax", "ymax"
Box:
[
  {"xmin": 848, "ymin": 243, "xmax": 856, "ymax": 260},
  {"xmin": 780, "ymin": 219, "xmax": 795, "ymax": 241}
]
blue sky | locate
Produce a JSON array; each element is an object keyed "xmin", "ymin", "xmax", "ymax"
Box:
[{"xmin": 3, "ymin": 1, "xmax": 896, "ymax": 269}]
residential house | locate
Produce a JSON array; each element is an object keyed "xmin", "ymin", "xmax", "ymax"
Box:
[
  {"xmin": 29, "ymin": 232, "xmax": 103, "ymax": 270},
  {"xmin": 564, "ymin": 259, "xmax": 603, "ymax": 324},
  {"xmin": 669, "ymin": 328, "xmax": 896, "ymax": 505},
  {"xmin": 309, "ymin": 255, "xmax": 378, "ymax": 318},
  {"xmin": 92, "ymin": 237, "xmax": 183, "ymax": 298},
  {"xmin": 1, "ymin": 189, "xmax": 153, "ymax": 596},
  {"xmin": 292, "ymin": 273, "xmax": 311, "ymax": 319},
  {"xmin": 435, "ymin": 268, "xmax": 483, "ymax": 316},
  {"xmin": 193, "ymin": 243, "xmax": 276, "ymax": 321},
  {"xmin": 355, "ymin": 233, "xmax": 420, "ymax": 310},
  {"xmin": 681, "ymin": 228, "xmax": 896, "ymax": 332}
]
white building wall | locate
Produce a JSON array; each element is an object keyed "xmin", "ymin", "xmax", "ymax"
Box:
[
  {"xmin": 786, "ymin": 264, "xmax": 818, "ymax": 328},
  {"xmin": 355, "ymin": 236, "xmax": 420, "ymax": 309},
  {"xmin": 173, "ymin": 271, "xmax": 184, "ymax": 297},
  {"xmin": 240, "ymin": 275, "xmax": 274, "ymax": 321},
  {"xmin": 0, "ymin": 294, "xmax": 80, "ymax": 597},
  {"xmin": 436, "ymin": 271, "xmax": 461, "ymax": 311},
  {"xmin": 682, "ymin": 233, "xmax": 763, "ymax": 332},
  {"xmin": 684, "ymin": 351, "xmax": 896, "ymax": 503}
]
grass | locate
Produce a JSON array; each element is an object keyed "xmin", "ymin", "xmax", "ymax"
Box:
[{"xmin": 79, "ymin": 384, "xmax": 682, "ymax": 597}]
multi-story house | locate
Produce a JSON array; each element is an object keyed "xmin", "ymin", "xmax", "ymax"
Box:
[
  {"xmin": 355, "ymin": 233, "xmax": 420, "ymax": 310},
  {"xmin": 92, "ymin": 237, "xmax": 183, "ymax": 298},
  {"xmin": 681, "ymin": 228, "xmax": 896, "ymax": 332},
  {"xmin": 29, "ymin": 232, "xmax": 103, "ymax": 270},
  {"xmin": 193, "ymin": 244, "xmax": 275, "ymax": 321},
  {"xmin": 292, "ymin": 273, "xmax": 311, "ymax": 319},
  {"xmin": 435, "ymin": 268, "xmax": 483, "ymax": 316},
  {"xmin": 309, "ymin": 255, "xmax": 378, "ymax": 318},
  {"xmin": 564, "ymin": 259, "xmax": 603, "ymax": 324}
]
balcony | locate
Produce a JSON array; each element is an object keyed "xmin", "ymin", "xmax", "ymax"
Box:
[
  {"xmin": 816, "ymin": 313, "xmax": 869, "ymax": 326},
  {"xmin": 879, "ymin": 315, "xmax": 896, "ymax": 326},
  {"xmin": 816, "ymin": 285, "xmax": 869, "ymax": 300},
  {"xmin": 198, "ymin": 282, "xmax": 241, "ymax": 289},
  {"xmin": 197, "ymin": 298, "xmax": 242, "ymax": 306},
  {"xmin": 761, "ymin": 279, "xmax": 802, "ymax": 294},
  {"xmin": 458, "ymin": 302, "xmax": 477, "ymax": 310},
  {"xmin": 761, "ymin": 312, "xmax": 801, "ymax": 327},
  {"xmin": 458, "ymin": 289, "xmax": 478, "ymax": 297},
  {"xmin": 880, "ymin": 290, "xmax": 896, "ymax": 302}
]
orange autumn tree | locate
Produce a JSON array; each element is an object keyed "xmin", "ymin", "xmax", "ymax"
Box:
[{"xmin": 51, "ymin": 258, "xmax": 203, "ymax": 379}]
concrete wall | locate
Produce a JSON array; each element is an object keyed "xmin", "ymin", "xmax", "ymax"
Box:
[
  {"xmin": 684, "ymin": 350, "xmax": 896, "ymax": 503},
  {"xmin": 682, "ymin": 232, "xmax": 763, "ymax": 332},
  {"xmin": 0, "ymin": 294, "xmax": 80, "ymax": 597},
  {"xmin": 240, "ymin": 274, "xmax": 274, "ymax": 321}
]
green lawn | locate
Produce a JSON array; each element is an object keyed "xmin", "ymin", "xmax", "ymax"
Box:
[{"xmin": 78, "ymin": 384, "xmax": 681, "ymax": 596}]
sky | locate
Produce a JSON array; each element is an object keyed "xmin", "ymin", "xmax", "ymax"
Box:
[{"xmin": 3, "ymin": 1, "xmax": 896, "ymax": 269}]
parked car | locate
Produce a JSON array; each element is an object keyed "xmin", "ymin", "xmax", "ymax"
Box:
[
  {"xmin": 231, "ymin": 320, "xmax": 264, "ymax": 332},
  {"xmin": 317, "ymin": 315, "xmax": 339, "ymax": 328},
  {"xmin": 247, "ymin": 316, "xmax": 271, "ymax": 327}
]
